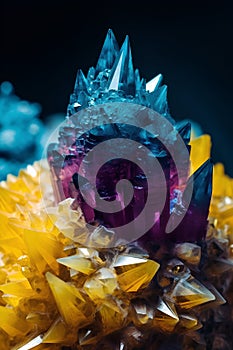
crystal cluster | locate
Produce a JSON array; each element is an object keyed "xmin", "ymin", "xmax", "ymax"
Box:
[
  {"xmin": 0, "ymin": 159, "xmax": 232, "ymax": 349},
  {"xmin": 48, "ymin": 30, "xmax": 212, "ymax": 245},
  {"xmin": 0, "ymin": 82, "xmax": 43, "ymax": 180},
  {"xmin": 0, "ymin": 30, "xmax": 232, "ymax": 350}
]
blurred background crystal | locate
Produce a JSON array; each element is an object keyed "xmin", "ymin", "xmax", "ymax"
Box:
[
  {"xmin": 0, "ymin": 81, "xmax": 44, "ymax": 180},
  {"xmin": 0, "ymin": 81, "xmax": 65, "ymax": 181}
]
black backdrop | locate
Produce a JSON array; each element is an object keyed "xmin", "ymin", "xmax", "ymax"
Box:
[{"xmin": 2, "ymin": 0, "xmax": 233, "ymax": 175}]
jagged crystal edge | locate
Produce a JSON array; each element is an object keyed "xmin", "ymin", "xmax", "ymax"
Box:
[{"xmin": 67, "ymin": 29, "xmax": 173, "ymax": 124}]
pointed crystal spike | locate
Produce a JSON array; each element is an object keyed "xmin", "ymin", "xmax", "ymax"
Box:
[
  {"xmin": 46, "ymin": 272, "xmax": 91, "ymax": 327},
  {"xmin": 169, "ymin": 276, "xmax": 215, "ymax": 309},
  {"xmin": 113, "ymin": 255, "xmax": 160, "ymax": 292},
  {"xmin": 146, "ymin": 74, "xmax": 163, "ymax": 92},
  {"xmin": 171, "ymin": 159, "xmax": 213, "ymax": 242},
  {"xmin": 135, "ymin": 69, "xmax": 142, "ymax": 91},
  {"xmin": 16, "ymin": 335, "xmax": 43, "ymax": 350},
  {"xmin": 153, "ymin": 297, "xmax": 179, "ymax": 332},
  {"xmin": 87, "ymin": 66, "xmax": 95, "ymax": 80},
  {"xmin": 108, "ymin": 35, "xmax": 135, "ymax": 94},
  {"xmin": 74, "ymin": 69, "xmax": 88, "ymax": 95},
  {"xmin": 153, "ymin": 85, "xmax": 168, "ymax": 114},
  {"xmin": 43, "ymin": 318, "xmax": 77, "ymax": 344},
  {"xmin": 176, "ymin": 121, "xmax": 191, "ymax": 145},
  {"xmin": 96, "ymin": 29, "xmax": 119, "ymax": 74},
  {"xmin": 57, "ymin": 254, "xmax": 95, "ymax": 275},
  {"xmin": 108, "ymin": 51, "xmax": 123, "ymax": 91},
  {"xmin": 186, "ymin": 159, "xmax": 213, "ymax": 214},
  {"xmin": 23, "ymin": 229, "xmax": 64, "ymax": 274}
]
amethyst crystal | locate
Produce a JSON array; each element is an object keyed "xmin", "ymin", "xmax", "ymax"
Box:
[{"xmin": 47, "ymin": 29, "xmax": 212, "ymax": 246}]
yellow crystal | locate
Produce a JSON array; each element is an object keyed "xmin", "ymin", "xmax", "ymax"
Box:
[
  {"xmin": 84, "ymin": 268, "xmax": 118, "ymax": 301},
  {"xmin": 0, "ymin": 305, "xmax": 32, "ymax": 337},
  {"xmin": 98, "ymin": 299, "xmax": 128, "ymax": 333},
  {"xmin": 212, "ymin": 163, "xmax": 233, "ymax": 198},
  {"xmin": 57, "ymin": 255, "xmax": 95, "ymax": 275},
  {"xmin": 43, "ymin": 318, "xmax": 77, "ymax": 345},
  {"xmin": 113, "ymin": 255, "xmax": 160, "ymax": 292},
  {"xmin": 153, "ymin": 298, "xmax": 179, "ymax": 332},
  {"xmin": 46, "ymin": 272, "xmax": 92, "ymax": 327},
  {"xmin": 169, "ymin": 276, "xmax": 215, "ymax": 309},
  {"xmin": 189, "ymin": 134, "xmax": 211, "ymax": 175},
  {"xmin": 0, "ymin": 157, "xmax": 224, "ymax": 349},
  {"xmin": 24, "ymin": 229, "xmax": 64, "ymax": 275}
]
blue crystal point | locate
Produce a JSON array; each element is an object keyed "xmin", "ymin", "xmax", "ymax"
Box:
[
  {"xmin": 153, "ymin": 85, "xmax": 168, "ymax": 115},
  {"xmin": 66, "ymin": 30, "xmax": 174, "ymax": 120},
  {"xmin": 135, "ymin": 69, "xmax": 145, "ymax": 92},
  {"xmin": 108, "ymin": 35, "xmax": 135, "ymax": 95},
  {"xmin": 74, "ymin": 69, "xmax": 88, "ymax": 95},
  {"xmin": 188, "ymin": 158, "xmax": 213, "ymax": 212},
  {"xmin": 95, "ymin": 29, "xmax": 119, "ymax": 74},
  {"xmin": 146, "ymin": 74, "xmax": 163, "ymax": 92},
  {"xmin": 176, "ymin": 121, "xmax": 191, "ymax": 145}
]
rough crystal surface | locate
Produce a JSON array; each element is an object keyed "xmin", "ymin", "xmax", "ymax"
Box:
[
  {"xmin": 48, "ymin": 30, "xmax": 212, "ymax": 246},
  {"xmin": 0, "ymin": 29, "xmax": 233, "ymax": 350}
]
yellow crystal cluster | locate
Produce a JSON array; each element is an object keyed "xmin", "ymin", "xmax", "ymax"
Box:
[
  {"xmin": 0, "ymin": 162, "xmax": 160, "ymax": 349},
  {"xmin": 0, "ymin": 134, "xmax": 232, "ymax": 349}
]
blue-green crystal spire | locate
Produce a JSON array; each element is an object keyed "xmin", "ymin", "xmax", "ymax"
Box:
[
  {"xmin": 108, "ymin": 35, "xmax": 135, "ymax": 94},
  {"xmin": 95, "ymin": 29, "xmax": 119, "ymax": 74},
  {"xmin": 67, "ymin": 29, "xmax": 173, "ymax": 121},
  {"xmin": 74, "ymin": 69, "xmax": 88, "ymax": 95},
  {"xmin": 146, "ymin": 74, "xmax": 163, "ymax": 92}
]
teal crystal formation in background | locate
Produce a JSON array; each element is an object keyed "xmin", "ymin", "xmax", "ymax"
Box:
[
  {"xmin": 0, "ymin": 81, "xmax": 44, "ymax": 180},
  {"xmin": 48, "ymin": 29, "xmax": 213, "ymax": 245}
]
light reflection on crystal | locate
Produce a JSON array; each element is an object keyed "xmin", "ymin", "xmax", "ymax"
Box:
[{"xmin": 1, "ymin": 28, "xmax": 233, "ymax": 350}]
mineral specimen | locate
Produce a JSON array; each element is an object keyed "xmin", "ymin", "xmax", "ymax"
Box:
[
  {"xmin": 47, "ymin": 29, "xmax": 212, "ymax": 246},
  {"xmin": 0, "ymin": 30, "xmax": 232, "ymax": 350}
]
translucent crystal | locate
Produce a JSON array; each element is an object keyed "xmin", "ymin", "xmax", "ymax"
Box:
[
  {"xmin": 1, "ymin": 28, "xmax": 231, "ymax": 350},
  {"xmin": 43, "ymin": 318, "xmax": 77, "ymax": 345},
  {"xmin": 57, "ymin": 254, "xmax": 95, "ymax": 275},
  {"xmin": 131, "ymin": 298, "xmax": 154, "ymax": 326},
  {"xmin": 98, "ymin": 299, "xmax": 128, "ymax": 333},
  {"xmin": 169, "ymin": 276, "xmax": 215, "ymax": 309},
  {"xmin": 83, "ymin": 267, "xmax": 118, "ymax": 301},
  {"xmin": 0, "ymin": 82, "xmax": 44, "ymax": 180},
  {"xmin": 95, "ymin": 29, "xmax": 119, "ymax": 74},
  {"xmin": 174, "ymin": 243, "xmax": 201, "ymax": 265},
  {"xmin": 48, "ymin": 30, "xmax": 214, "ymax": 247},
  {"xmin": 153, "ymin": 297, "xmax": 179, "ymax": 332},
  {"xmin": 113, "ymin": 255, "xmax": 160, "ymax": 292},
  {"xmin": 46, "ymin": 272, "xmax": 92, "ymax": 327}
]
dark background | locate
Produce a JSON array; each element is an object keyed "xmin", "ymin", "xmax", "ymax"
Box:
[{"xmin": 2, "ymin": 0, "xmax": 233, "ymax": 175}]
